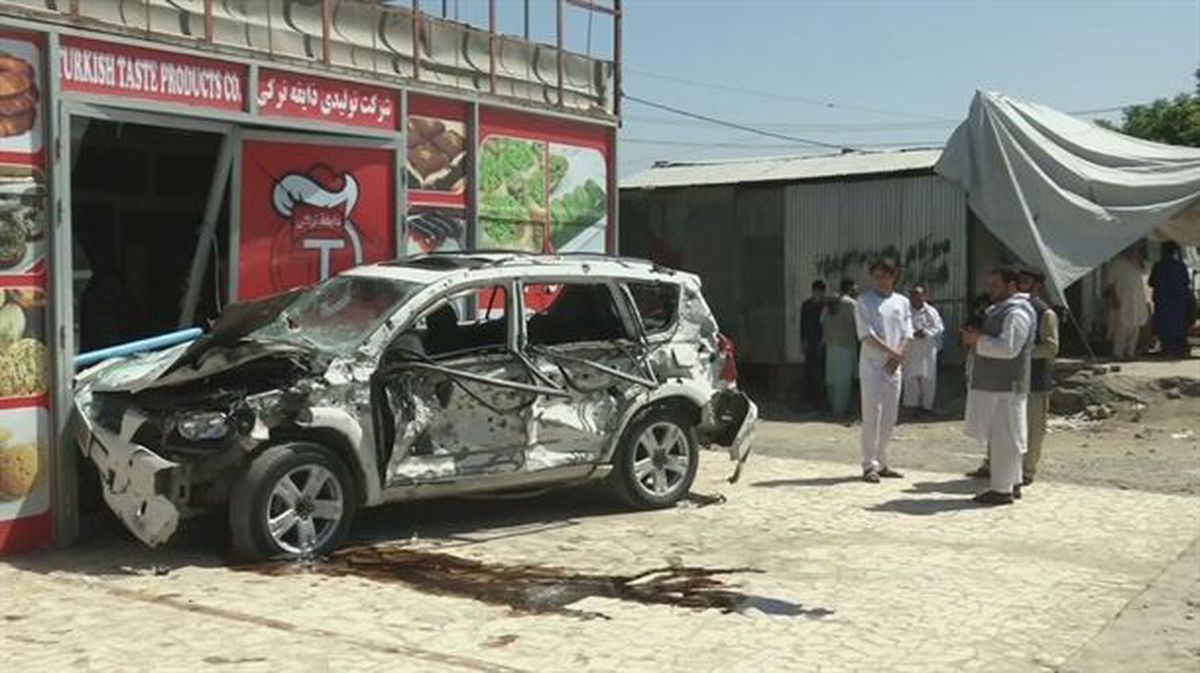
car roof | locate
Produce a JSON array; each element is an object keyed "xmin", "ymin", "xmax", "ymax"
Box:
[{"xmin": 344, "ymin": 252, "xmax": 694, "ymax": 286}]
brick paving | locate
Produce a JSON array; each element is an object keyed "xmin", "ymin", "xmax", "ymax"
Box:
[{"xmin": 2, "ymin": 452, "xmax": 1197, "ymax": 672}]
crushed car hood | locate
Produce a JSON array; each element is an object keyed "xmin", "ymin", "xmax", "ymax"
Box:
[{"xmin": 84, "ymin": 289, "xmax": 314, "ymax": 395}]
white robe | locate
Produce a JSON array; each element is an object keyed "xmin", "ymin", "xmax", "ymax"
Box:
[
  {"xmin": 963, "ymin": 295, "xmax": 1034, "ymax": 493},
  {"xmin": 1106, "ymin": 255, "xmax": 1150, "ymax": 329},
  {"xmin": 855, "ymin": 290, "xmax": 913, "ymax": 471},
  {"xmin": 903, "ymin": 303, "xmax": 944, "ymax": 380}
]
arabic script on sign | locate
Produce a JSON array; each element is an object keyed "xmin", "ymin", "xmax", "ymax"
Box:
[{"xmin": 256, "ymin": 72, "xmax": 396, "ymax": 129}]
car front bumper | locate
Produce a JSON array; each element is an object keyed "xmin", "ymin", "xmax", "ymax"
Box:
[{"xmin": 75, "ymin": 401, "xmax": 181, "ymax": 547}]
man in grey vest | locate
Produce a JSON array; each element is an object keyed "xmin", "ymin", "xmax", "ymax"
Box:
[
  {"xmin": 962, "ymin": 267, "xmax": 1037, "ymax": 505},
  {"xmin": 965, "ymin": 267, "xmax": 1058, "ymax": 485}
]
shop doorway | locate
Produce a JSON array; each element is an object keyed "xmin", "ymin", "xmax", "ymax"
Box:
[{"xmin": 69, "ymin": 115, "xmax": 231, "ymax": 354}]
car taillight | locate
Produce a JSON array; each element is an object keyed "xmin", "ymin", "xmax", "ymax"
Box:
[{"xmin": 716, "ymin": 333, "xmax": 738, "ymax": 383}]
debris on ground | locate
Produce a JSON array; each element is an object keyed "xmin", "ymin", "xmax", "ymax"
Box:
[
  {"xmin": 1048, "ymin": 413, "xmax": 1101, "ymax": 433},
  {"xmin": 680, "ymin": 492, "xmax": 727, "ymax": 508},
  {"xmin": 1170, "ymin": 430, "xmax": 1196, "ymax": 441},
  {"xmin": 1084, "ymin": 404, "xmax": 1116, "ymax": 421}
]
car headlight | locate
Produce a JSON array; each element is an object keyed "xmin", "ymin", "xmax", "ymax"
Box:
[{"xmin": 176, "ymin": 411, "xmax": 230, "ymax": 441}]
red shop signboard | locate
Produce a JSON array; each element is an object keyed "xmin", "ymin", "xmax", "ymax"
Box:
[
  {"xmin": 0, "ymin": 30, "xmax": 51, "ymax": 554},
  {"xmin": 59, "ymin": 35, "xmax": 246, "ymax": 111},
  {"xmin": 256, "ymin": 69, "xmax": 396, "ymax": 131},
  {"xmin": 237, "ymin": 139, "xmax": 396, "ymax": 301}
]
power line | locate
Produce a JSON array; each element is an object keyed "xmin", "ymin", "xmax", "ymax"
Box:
[
  {"xmin": 622, "ymin": 113, "xmax": 957, "ymax": 132},
  {"xmin": 625, "ymin": 66, "xmax": 957, "ymax": 122},
  {"xmin": 620, "ymin": 136, "xmax": 947, "ymax": 150},
  {"xmin": 626, "ymin": 67, "xmax": 1145, "ymax": 123},
  {"xmin": 624, "ymin": 94, "xmax": 856, "ymax": 151}
]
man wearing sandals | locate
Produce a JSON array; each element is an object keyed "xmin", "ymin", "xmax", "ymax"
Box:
[
  {"xmin": 855, "ymin": 258, "xmax": 912, "ymax": 483},
  {"xmin": 962, "ymin": 267, "xmax": 1037, "ymax": 505}
]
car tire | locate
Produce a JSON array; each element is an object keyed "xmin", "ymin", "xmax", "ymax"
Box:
[
  {"xmin": 609, "ymin": 406, "xmax": 699, "ymax": 509},
  {"xmin": 229, "ymin": 442, "xmax": 358, "ymax": 561}
]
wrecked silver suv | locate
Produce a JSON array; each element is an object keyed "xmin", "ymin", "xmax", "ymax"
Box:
[{"xmin": 73, "ymin": 254, "xmax": 757, "ymax": 559}]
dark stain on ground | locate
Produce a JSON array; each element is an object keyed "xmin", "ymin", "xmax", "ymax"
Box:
[
  {"xmin": 203, "ymin": 656, "xmax": 269, "ymax": 665},
  {"xmin": 249, "ymin": 545, "xmax": 831, "ymax": 620}
]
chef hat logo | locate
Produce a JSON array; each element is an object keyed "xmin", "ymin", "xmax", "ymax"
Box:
[{"xmin": 273, "ymin": 168, "xmax": 360, "ymax": 219}]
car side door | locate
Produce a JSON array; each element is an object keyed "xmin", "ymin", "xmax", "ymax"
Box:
[
  {"xmin": 520, "ymin": 280, "xmax": 658, "ymax": 466},
  {"xmin": 371, "ymin": 281, "xmax": 565, "ymax": 487}
]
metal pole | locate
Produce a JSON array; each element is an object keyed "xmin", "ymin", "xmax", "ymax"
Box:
[
  {"xmin": 203, "ymin": 0, "xmax": 214, "ymax": 43},
  {"xmin": 556, "ymin": 0, "xmax": 564, "ymax": 106},
  {"xmin": 613, "ymin": 0, "xmax": 622, "ymax": 118},
  {"xmin": 396, "ymin": 89, "xmax": 408, "ymax": 258},
  {"xmin": 1065, "ymin": 306, "xmax": 1098, "ymax": 362},
  {"xmin": 468, "ymin": 101, "xmax": 479, "ymax": 251},
  {"xmin": 48, "ymin": 34, "xmax": 78, "ymax": 549},
  {"xmin": 179, "ymin": 132, "xmax": 235, "ymax": 328},
  {"xmin": 488, "ymin": 0, "xmax": 497, "ymax": 94},
  {"xmin": 412, "ymin": 0, "xmax": 421, "ymax": 80},
  {"xmin": 321, "ymin": 0, "xmax": 332, "ymax": 64},
  {"xmin": 524, "ymin": 0, "xmax": 530, "ymax": 40}
]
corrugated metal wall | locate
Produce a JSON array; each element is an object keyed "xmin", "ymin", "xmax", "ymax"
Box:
[{"xmin": 784, "ymin": 174, "xmax": 970, "ymax": 363}]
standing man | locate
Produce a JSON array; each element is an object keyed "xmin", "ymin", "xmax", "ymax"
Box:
[
  {"xmin": 1019, "ymin": 268, "xmax": 1059, "ymax": 485},
  {"xmin": 1150, "ymin": 241, "xmax": 1192, "ymax": 359},
  {"xmin": 902, "ymin": 285, "xmax": 944, "ymax": 418},
  {"xmin": 824, "ymin": 278, "xmax": 859, "ymax": 419},
  {"xmin": 966, "ymin": 268, "xmax": 1059, "ymax": 483},
  {"xmin": 962, "ymin": 267, "xmax": 1037, "ymax": 505},
  {"xmin": 1105, "ymin": 245, "xmax": 1149, "ymax": 360},
  {"xmin": 855, "ymin": 259, "xmax": 912, "ymax": 483},
  {"xmin": 801, "ymin": 280, "xmax": 828, "ymax": 407}
]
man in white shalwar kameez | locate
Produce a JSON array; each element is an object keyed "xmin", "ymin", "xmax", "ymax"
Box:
[
  {"xmin": 902, "ymin": 285, "xmax": 944, "ymax": 416},
  {"xmin": 1105, "ymin": 245, "xmax": 1149, "ymax": 360},
  {"xmin": 855, "ymin": 259, "xmax": 913, "ymax": 483},
  {"xmin": 962, "ymin": 267, "xmax": 1037, "ymax": 505}
]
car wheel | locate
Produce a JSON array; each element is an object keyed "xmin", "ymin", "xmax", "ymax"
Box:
[
  {"xmin": 609, "ymin": 406, "xmax": 699, "ymax": 509},
  {"xmin": 229, "ymin": 442, "xmax": 358, "ymax": 561}
]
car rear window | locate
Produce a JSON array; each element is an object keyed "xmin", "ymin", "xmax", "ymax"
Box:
[{"xmin": 627, "ymin": 282, "xmax": 680, "ymax": 335}]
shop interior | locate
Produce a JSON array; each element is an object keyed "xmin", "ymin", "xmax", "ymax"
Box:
[{"xmin": 70, "ymin": 119, "xmax": 228, "ymax": 355}]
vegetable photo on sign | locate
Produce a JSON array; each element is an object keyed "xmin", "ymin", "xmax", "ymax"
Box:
[
  {"xmin": 0, "ymin": 168, "xmax": 45, "ymax": 274},
  {"xmin": 477, "ymin": 136, "xmax": 607, "ymax": 254},
  {"xmin": 0, "ymin": 286, "xmax": 46, "ymax": 400}
]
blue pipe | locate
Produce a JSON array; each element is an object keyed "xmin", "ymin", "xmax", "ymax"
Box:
[{"xmin": 74, "ymin": 328, "xmax": 204, "ymax": 369}]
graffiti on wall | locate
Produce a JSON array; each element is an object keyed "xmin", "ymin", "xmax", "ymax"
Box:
[{"xmin": 815, "ymin": 235, "xmax": 952, "ymax": 290}]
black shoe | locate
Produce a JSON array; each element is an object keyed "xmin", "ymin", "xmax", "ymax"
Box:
[
  {"xmin": 965, "ymin": 466, "xmax": 991, "ymax": 479},
  {"xmin": 1021, "ymin": 475, "xmax": 1033, "ymax": 486},
  {"xmin": 1013, "ymin": 485, "xmax": 1023, "ymax": 500},
  {"xmin": 973, "ymin": 490, "xmax": 1014, "ymax": 506},
  {"xmin": 878, "ymin": 468, "xmax": 904, "ymax": 479},
  {"xmin": 863, "ymin": 470, "xmax": 881, "ymax": 484}
]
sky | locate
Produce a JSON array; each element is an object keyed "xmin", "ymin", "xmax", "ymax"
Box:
[
  {"xmin": 390, "ymin": 1, "xmax": 1199, "ymax": 178},
  {"xmin": 614, "ymin": 0, "xmax": 1199, "ymax": 177}
]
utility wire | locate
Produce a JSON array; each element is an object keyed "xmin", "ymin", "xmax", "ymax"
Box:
[
  {"xmin": 625, "ymin": 66, "xmax": 957, "ymax": 122},
  {"xmin": 620, "ymin": 136, "xmax": 947, "ymax": 150},
  {"xmin": 624, "ymin": 94, "xmax": 856, "ymax": 151},
  {"xmin": 623, "ymin": 113, "xmax": 957, "ymax": 132},
  {"xmin": 627, "ymin": 66, "xmax": 1145, "ymax": 122}
]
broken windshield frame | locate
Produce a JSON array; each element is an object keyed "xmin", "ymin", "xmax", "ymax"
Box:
[{"xmin": 252, "ymin": 276, "xmax": 426, "ymax": 357}]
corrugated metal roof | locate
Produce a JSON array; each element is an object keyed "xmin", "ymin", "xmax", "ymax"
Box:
[{"xmin": 620, "ymin": 148, "xmax": 944, "ymax": 190}]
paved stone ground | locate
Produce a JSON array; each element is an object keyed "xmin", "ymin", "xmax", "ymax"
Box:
[{"xmin": 2, "ymin": 451, "xmax": 1197, "ymax": 672}]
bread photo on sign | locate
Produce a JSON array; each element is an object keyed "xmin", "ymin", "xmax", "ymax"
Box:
[
  {"xmin": 0, "ymin": 51, "xmax": 37, "ymax": 138},
  {"xmin": 0, "ymin": 439, "xmax": 37, "ymax": 500}
]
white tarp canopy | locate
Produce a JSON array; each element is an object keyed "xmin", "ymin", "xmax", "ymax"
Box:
[{"xmin": 935, "ymin": 90, "xmax": 1200, "ymax": 299}]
